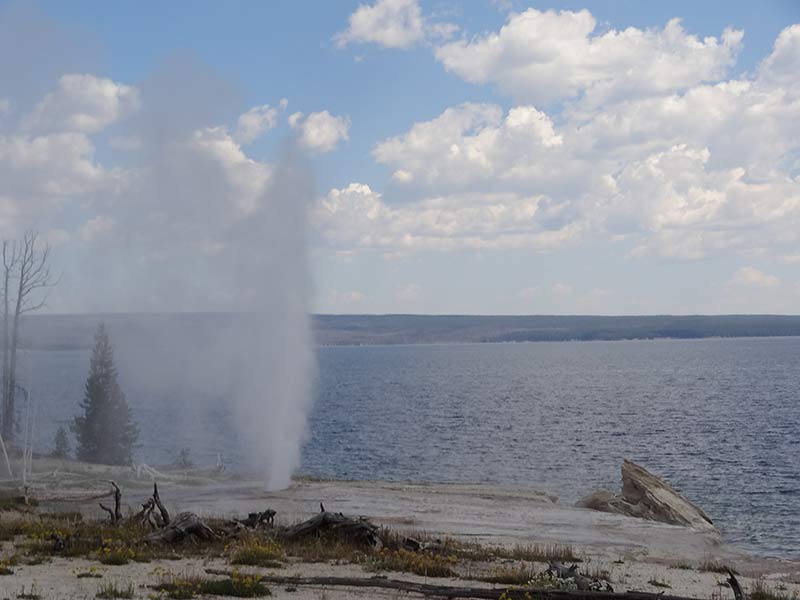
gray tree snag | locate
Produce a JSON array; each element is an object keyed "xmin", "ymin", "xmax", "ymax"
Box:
[
  {"xmin": 98, "ymin": 480, "xmax": 123, "ymax": 524},
  {"xmin": 1, "ymin": 231, "xmax": 56, "ymax": 441},
  {"xmin": 1, "ymin": 240, "xmax": 19, "ymax": 441}
]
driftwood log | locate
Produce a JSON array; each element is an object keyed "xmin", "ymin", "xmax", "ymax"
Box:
[
  {"xmin": 278, "ymin": 511, "xmax": 382, "ymax": 548},
  {"xmin": 145, "ymin": 511, "xmax": 217, "ymax": 544},
  {"xmin": 205, "ymin": 570, "xmax": 715, "ymax": 600}
]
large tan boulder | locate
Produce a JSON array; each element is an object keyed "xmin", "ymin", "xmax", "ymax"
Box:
[{"xmin": 577, "ymin": 459, "xmax": 717, "ymax": 533}]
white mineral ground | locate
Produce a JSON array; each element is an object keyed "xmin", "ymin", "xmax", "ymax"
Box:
[{"xmin": 1, "ymin": 457, "xmax": 798, "ymax": 599}]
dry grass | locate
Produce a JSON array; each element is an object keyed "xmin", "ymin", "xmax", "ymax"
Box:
[
  {"xmin": 699, "ymin": 559, "xmax": 738, "ymax": 574},
  {"xmin": 154, "ymin": 572, "xmax": 271, "ymax": 598},
  {"xmin": 750, "ymin": 579, "xmax": 799, "ymax": 600},
  {"xmin": 495, "ymin": 543, "xmax": 582, "ymax": 564},
  {"xmin": 0, "ymin": 509, "xmax": 230, "ymax": 566},
  {"xmin": 95, "ymin": 580, "xmax": 135, "ymax": 599},
  {"xmin": 364, "ymin": 548, "xmax": 457, "ymax": 578},
  {"xmin": 478, "ymin": 564, "xmax": 537, "ymax": 585}
]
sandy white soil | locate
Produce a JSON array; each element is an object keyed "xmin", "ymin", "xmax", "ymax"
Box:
[{"xmin": 0, "ymin": 461, "xmax": 798, "ymax": 599}]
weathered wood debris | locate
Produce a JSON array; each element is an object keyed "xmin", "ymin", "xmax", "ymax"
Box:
[
  {"xmin": 145, "ymin": 511, "xmax": 217, "ymax": 543},
  {"xmin": 205, "ymin": 568, "xmax": 742, "ymax": 600},
  {"xmin": 278, "ymin": 509, "xmax": 383, "ymax": 547},
  {"xmin": 547, "ymin": 561, "xmax": 613, "ymax": 592}
]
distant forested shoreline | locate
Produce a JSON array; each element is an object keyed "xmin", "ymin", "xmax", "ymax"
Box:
[{"xmin": 16, "ymin": 313, "xmax": 800, "ymax": 351}]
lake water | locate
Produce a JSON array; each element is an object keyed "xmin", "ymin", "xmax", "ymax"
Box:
[{"xmin": 17, "ymin": 336, "xmax": 800, "ymax": 559}]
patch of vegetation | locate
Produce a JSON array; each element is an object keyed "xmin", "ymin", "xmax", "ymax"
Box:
[
  {"xmin": 0, "ymin": 491, "xmax": 38, "ymax": 511},
  {"xmin": 700, "ymin": 560, "xmax": 738, "ymax": 574},
  {"xmin": 363, "ymin": 548, "xmax": 456, "ymax": 578},
  {"xmin": 11, "ymin": 514, "xmax": 221, "ymax": 564},
  {"xmin": 0, "ymin": 516, "xmax": 40, "ymax": 541},
  {"xmin": 672, "ymin": 562, "xmax": 693, "ymax": 570},
  {"xmin": 0, "ymin": 565, "xmax": 13, "ymax": 575},
  {"xmin": 230, "ymin": 539, "xmax": 284, "ymax": 568},
  {"xmin": 154, "ymin": 572, "xmax": 271, "ymax": 598},
  {"xmin": 280, "ymin": 533, "xmax": 365, "ymax": 563},
  {"xmin": 97, "ymin": 545, "xmax": 149, "ymax": 565},
  {"xmin": 47, "ymin": 511, "xmax": 83, "ymax": 522},
  {"xmin": 496, "ymin": 543, "xmax": 582, "ymax": 564},
  {"xmin": 78, "ymin": 571, "xmax": 104, "ymax": 578},
  {"xmin": 96, "ymin": 580, "xmax": 135, "ymax": 599},
  {"xmin": 648, "ymin": 577, "xmax": 672, "ymax": 589},
  {"xmin": 750, "ymin": 579, "xmax": 797, "ymax": 600},
  {"xmin": 585, "ymin": 565, "xmax": 611, "ymax": 582},
  {"xmin": 16, "ymin": 584, "xmax": 41, "ymax": 600},
  {"xmin": 479, "ymin": 564, "xmax": 537, "ymax": 585},
  {"xmin": 499, "ymin": 573, "xmax": 580, "ymax": 593},
  {"xmin": 0, "ymin": 553, "xmax": 19, "ymax": 567}
]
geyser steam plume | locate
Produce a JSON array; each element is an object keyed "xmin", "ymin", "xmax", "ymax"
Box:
[
  {"xmin": 111, "ymin": 141, "xmax": 318, "ymax": 490},
  {"xmin": 221, "ymin": 144, "xmax": 315, "ymax": 489}
]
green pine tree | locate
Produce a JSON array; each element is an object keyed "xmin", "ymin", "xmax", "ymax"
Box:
[
  {"xmin": 71, "ymin": 323, "xmax": 138, "ymax": 465},
  {"xmin": 51, "ymin": 425, "xmax": 70, "ymax": 459}
]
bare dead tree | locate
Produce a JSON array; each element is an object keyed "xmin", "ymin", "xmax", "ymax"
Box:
[
  {"xmin": 1, "ymin": 231, "xmax": 57, "ymax": 441},
  {"xmin": 1, "ymin": 240, "xmax": 19, "ymax": 441},
  {"xmin": 98, "ymin": 480, "xmax": 123, "ymax": 524}
]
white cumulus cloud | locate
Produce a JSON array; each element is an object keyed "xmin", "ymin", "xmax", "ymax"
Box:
[
  {"xmin": 21, "ymin": 74, "xmax": 140, "ymax": 133},
  {"xmin": 312, "ymin": 182, "xmax": 581, "ymax": 252},
  {"xmin": 435, "ymin": 9, "xmax": 742, "ymax": 106},
  {"xmin": 234, "ymin": 103, "xmax": 281, "ymax": 144},
  {"xmin": 335, "ymin": 0, "xmax": 456, "ymax": 49},
  {"xmin": 290, "ymin": 110, "xmax": 350, "ymax": 153},
  {"xmin": 335, "ymin": 0, "xmax": 424, "ymax": 49},
  {"xmin": 374, "ymin": 103, "xmax": 564, "ymax": 190}
]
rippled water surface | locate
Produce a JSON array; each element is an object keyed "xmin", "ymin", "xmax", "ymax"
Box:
[{"xmin": 24, "ymin": 337, "xmax": 800, "ymax": 558}]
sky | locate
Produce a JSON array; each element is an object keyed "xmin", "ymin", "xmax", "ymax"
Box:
[{"xmin": 0, "ymin": 0, "xmax": 799, "ymax": 315}]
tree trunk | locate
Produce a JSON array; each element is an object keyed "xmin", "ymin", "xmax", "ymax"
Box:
[
  {"xmin": 5, "ymin": 304, "xmax": 21, "ymax": 440},
  {"xmin": 1, "ymin": 243, "xmax": 11, "ymax": 439}
]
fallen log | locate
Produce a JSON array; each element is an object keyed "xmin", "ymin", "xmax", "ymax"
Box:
[
  {"xmin": 145, "ymin": 511, "xmax": 217, "ymax": 544},
  {"xmin": 204, "ymin": 570, "xmax": 710, "ymax": 600},
  {"xmin": 278, "ymin": 511, "xmax": 382, "ymax": 548}
]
